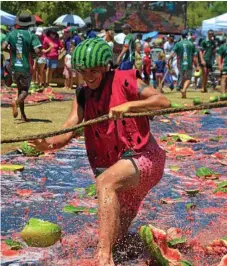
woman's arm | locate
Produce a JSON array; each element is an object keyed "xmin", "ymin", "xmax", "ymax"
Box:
[
  {"xmin": 29, "ymin": 97, "xmax": 84, "ymax": 151},
  {"xmin": 109, "ymin": 79, "xmax": 170, "ymax": 118}
]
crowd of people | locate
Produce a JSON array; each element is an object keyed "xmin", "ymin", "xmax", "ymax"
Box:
[
  {"xmin": 1, "ymin": 11, "xmax": 227, "ymax": 121},
  {"xmin": 1, "ymin": 11, "xmax": 227, "ymax": 266},
  {"xmin": 113, "ymin": 24, "xmax": 227, "ymax": 99}
]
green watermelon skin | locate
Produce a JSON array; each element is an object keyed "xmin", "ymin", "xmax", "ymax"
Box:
[
  {"xmin": 209, "ymin": 96, "xmax": 219, "ymax": 103},
  {"xmin": 171, "ymin": 103, "xmax": 184, "ymax": 108},
  {"xmin": 11, "ymin": 83, "xmax": 17, "ymax": 88},
  {"xmin": 220, "ymin": 94, "xmax": 227, "ymax": 101},
  {"xmin": 193, "ymin": 97, "xmax": 201, "ymax": 106}
]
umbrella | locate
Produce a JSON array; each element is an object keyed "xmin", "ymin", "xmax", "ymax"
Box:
[
  {"xmin": 114, "ymin": 33, "xmax": 126, "ymax": 44},
  {"xmin": 142, "ymin": 31, "xmax": 159, "ymax": 41},
  {"xmin": 0, "ymin": 10, "xmax": 16, "ymax": 25},
  {"xmin": 54, "ymin": 14, "xmax": 85, "ymax": 27},
  {"xmin": 34, "ymin": 14, "xmax": 43, "ymax": 25}
]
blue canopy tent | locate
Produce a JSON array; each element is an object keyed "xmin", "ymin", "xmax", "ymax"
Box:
[
  {"xmin": 142, "ymin": 31, "xmax": 159, "ymax": 41},
  {"xmin": 0, "ymin": 10, "xmax": 16, "ymax": 25}
]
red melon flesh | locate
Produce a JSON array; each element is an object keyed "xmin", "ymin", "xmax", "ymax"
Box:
[
  {"xmin": 139, "ymin": 225, "xmax": 182, "ymax": 266},
  {"xmin": 218, "ymin": 254, "xmax": 227, "ymax": 266}
]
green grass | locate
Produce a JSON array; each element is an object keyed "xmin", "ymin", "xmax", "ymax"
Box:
[{"xmin": 1, "ymin": 86, "xmax": 222, "ymax": 154}]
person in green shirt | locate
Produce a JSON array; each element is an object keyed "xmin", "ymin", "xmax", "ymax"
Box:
[
  {"xmin": 117, "ymin": 24, "xmax": 135, "ymax": 70},
  {"xmin": 2, "ymin": 12, "xmax": 41, "ymax": 122},
  {"xmin": 0, "ymin": 26, "xmax": 7, "ymax": 86},
  {"xmin": 217, "ymin": 39, "xmax": 227, "ymax": 93},
  {"xmin": 168, "ymin": 30, "xmax": 199, "ymax": 98},
  {"xmin": 199, "ymin": 30, "xmax": 216, "ymax": 92}
]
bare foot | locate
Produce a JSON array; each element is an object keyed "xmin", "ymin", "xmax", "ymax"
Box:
[
  {"xmin": 97, "ymin": 253, "xmax": 115, "ymax": 266},
  {"xmin": 181, "ymin": 91, "xmax": 186, "ymax": 98},
  {"xmin": 12, "ymin": 99, "xmax": 18, "ymax": 118},
  {"xmin": 21, "ymin": 115, "xmax": 28, "ymax": 122},
  {"xmin": 201, "ymin": 89, "xmax": 207, "ymax": 93}
]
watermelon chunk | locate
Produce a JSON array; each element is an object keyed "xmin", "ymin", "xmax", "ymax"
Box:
[
  {"xmin": 0, "ymin": 164, "xmax": 24, "ymax": 172},
  {"xmin": 220, "ymin": 93, "xmax": 227, "ymax": 101},
  {"xmin": 139, "ymin": 225, "xmax": 182, "ymax": 266},
  {"xmin": 193, "ymin": 97, "xmax": 202, "ymax": 106},
  {"xmin": 209, "ymin": 96, "xmax": 219, "ymax": 103},
  {"xmin": 196, "ymin": 167, "xmax": 219, "ymax": 178}
]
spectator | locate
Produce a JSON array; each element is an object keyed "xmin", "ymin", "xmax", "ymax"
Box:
[
  {"xmin": 164, "ymin": 34, "xmax": 176, "ymax": 90},
  {"xmin": 143, "ymin": 47, "xmax": 151, "ymax": 85},
  {"xmin": 168, "ymin": 30, "xmax": 199, "ymax": 98},
  {"xmin": 70, "ymin": 27, "xmax": 81, "ymax": 46},
  {"xmin": 217, "ymin": 38, "xmax": 227, "ymax": 93},
  {"xmin": 63, "ymin": 27, "xmax": 71, "ymax": 54},
  {"xmin": 200, "ymin": 29, "xmax": 216, "ymax": 93},
  {"xmin": 117, "ymin": 24, "xmax": 135, "ymax": 70},
  {"xmin": 164, "ymin": 34, "xmax": 175, "ymax": 55},
  {"xmin": 154, "ymin": 52, "xmax": 166, "ymax": 93},
  {"xmin": 35, "ymin": 27, "xmax": 47, "ymax": 89},
  {"xmin": 0, "ymin": 25, "xmax": 7, "ymax": 87},
  {"xmin": 150, "ymin": 38, "xmax": 164, "ymax": 88},
  {"xmin": 144, "ymin": 37, "xmax": 152, "ymax": 49},
  {"xmin": 86, "ymin": 23, "xmax": 97, "ymax": 39},
  {"xmin": 134, "ymin": 42, "xmax": 142, "ymax": 74},
  {"xmin": 43, "ymin": 28, "xmax": 64, "ymax": 88},
  {"xmin": 135, "ymin": 33, "xmax": 144, "ymax": 46},
  {"xmin": 63, "ymin": 42, "xmax": 76, "ymax": 90},
  {"xmin": 2, "ymin": 12, "xmax": 41, "ymax": 122},
  {"xmin": 104, "ymin": 29, "xmax": 114, "ymax": 51}
]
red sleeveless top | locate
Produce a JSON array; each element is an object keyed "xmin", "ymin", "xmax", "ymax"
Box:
[{"xmin": 83, "ymin": 70, "xmax": 150, "ymax": 169}]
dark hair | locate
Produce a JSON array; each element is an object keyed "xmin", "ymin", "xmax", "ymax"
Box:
[
  {"xmin": 208, "ymin": 29, "xmax": 214, "ymax": 34},
  {"xmin": 198, "ymin": 38, "xmax": 204, "ymax": 46},
  {"xmin": 137, "ymin": 33, "xmax": 142, "ymax": 40},
  {"xmin": 86, "ymin": 23, "xmax": 92, "ymax": 29},
  {"xmin": 46, "ymin": 29, "xmax": 58, "ymax": 38}
]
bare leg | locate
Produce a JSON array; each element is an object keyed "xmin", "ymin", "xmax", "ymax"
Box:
[
  {"xmin": 17, "ymin": 89, "xmax": 28, "ymax": 121},
  {"xmin": 181, "ymin": 79, "xmax": 190, "ymax": 98},
  {"xmin": 38, "ymin": 63, "xmax": 46, "ymax": 87},
  {"xmin": 47, "ymin": 68, "xmax": 54, "ymax": 87},
  {"xmin": 221, "ymin": 74, "xmax": 227, "ymax": 93},
  {"xmin": 96, "ymin": 159, "xmax": 140, "ymax": 266},
  {"xmin": 69, "ymin": 74, "xmax": 73, "ymax": 89},
  {"xmin": 201, "ymin": 66, "xmax": 208, "ymax": 92}
]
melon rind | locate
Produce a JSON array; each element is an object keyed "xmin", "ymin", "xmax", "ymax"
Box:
[{"xmin": 20, "ymin": 218, "xmax": 61, "ymax": 247}]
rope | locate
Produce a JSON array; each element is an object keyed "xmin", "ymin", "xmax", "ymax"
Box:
[{"xmin": 1, "ymin": 101, "xmax": 227, "ymax": 144}]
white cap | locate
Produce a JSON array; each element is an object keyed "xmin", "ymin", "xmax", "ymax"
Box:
[{"xmin": 35, "ymin": 27, "xmax": 43, "ymax": 36}]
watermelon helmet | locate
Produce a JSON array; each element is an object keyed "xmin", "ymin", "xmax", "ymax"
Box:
[{"xmin": 72, "ymin": 37, "xmax": 113, "ymax": 70}]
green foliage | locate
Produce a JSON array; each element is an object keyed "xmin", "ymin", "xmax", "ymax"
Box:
[
  {"xmin": 1, "ymin": 1, "xmax": 92, "ymax": 26},
  {"xmin": 187, "ymin": 1, "xmax": 227, "ymax": 28}
]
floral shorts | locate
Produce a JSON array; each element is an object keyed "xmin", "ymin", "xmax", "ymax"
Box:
[{"xmin": 118, "ymin": 142, "xmax": 166, "ymax": 213}]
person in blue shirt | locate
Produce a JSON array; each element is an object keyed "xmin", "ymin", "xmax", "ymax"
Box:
[
  {"xmin": 86, "ymin": 23, "xmax": 96, "ymax": 39},
  {"xmin": 154, "ymin": 52, "xmax": 166, "ymax": 93},
  {"xmin": 70, "ymin": 27, "xmax": 81, "ymax": 46}
]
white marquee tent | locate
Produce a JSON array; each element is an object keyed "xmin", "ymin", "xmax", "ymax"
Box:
[{"xmin": 202, "ymin": 13, "xmax": 227, "ymax": 35}]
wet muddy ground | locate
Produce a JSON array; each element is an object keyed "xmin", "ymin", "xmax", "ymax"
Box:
[{"xmin": 1, "ymin": 108, "xmax": 227, "ymax": 266}]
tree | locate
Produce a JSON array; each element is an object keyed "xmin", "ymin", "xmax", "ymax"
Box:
[
  {"xmin": 1, "ymin": 1, "xmax": 92, "ymax": 25},
  {"xmin": 187, "ymin": 1, "xmax": 227, "ymax": 28}
]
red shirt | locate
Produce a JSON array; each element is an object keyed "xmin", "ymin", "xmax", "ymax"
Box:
[
  {"xmin": 83, "ymin": 70, "xmax": 150, "ymax": 169},
  {"xmin": 43, "ymin": 36, "xmax": 63, "ymax": 60},
  {"xmin": 143, "ymin": 55, "xmax": 151, "ymax": 75}
]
